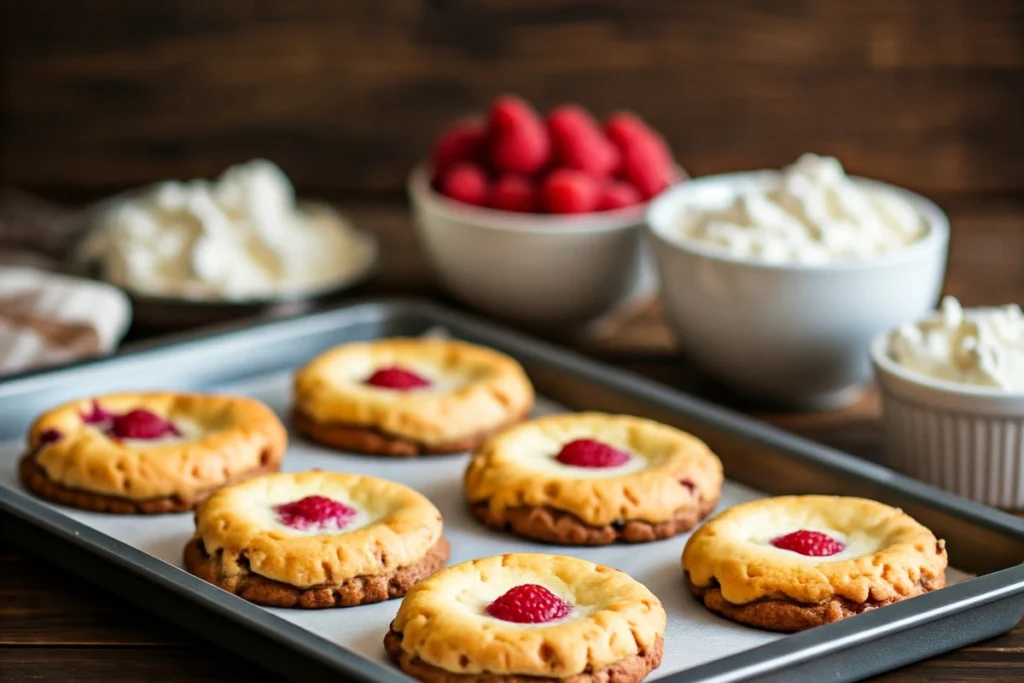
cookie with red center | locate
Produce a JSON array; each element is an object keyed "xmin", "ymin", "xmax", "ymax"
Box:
[
  {"xmin": 293, "ymin": 337, "xmax": 534, "ymax": 456},
  {"xmin": 18, "ymin": 392, "xmax": 286, "ymax": 514},
  {"xmin": 386, "ymin": 553, "xmax": 665, "ymax": 683},
  {"xmin": 682, "ymin": 495, "xmax": 949, "ymax": 632},
  {"xmin": 465, "ymin": 413, "xmax": 723, "ymax": 545},
  {"xmin": 185, "ymin": 471, "xmax": 450, "ymax": 608}
]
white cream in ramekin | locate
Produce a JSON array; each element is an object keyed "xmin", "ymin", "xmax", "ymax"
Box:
[{"xmin": 871, "ymin": 300, "xmax": 1024, "ymax": 510}]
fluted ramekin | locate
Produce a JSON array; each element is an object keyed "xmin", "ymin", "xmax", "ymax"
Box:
[{"xmin": 870, "ymin": 329, "xmax": 1024, "ymax": 510}]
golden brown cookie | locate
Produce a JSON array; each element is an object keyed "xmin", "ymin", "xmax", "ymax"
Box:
[
  {"xmin": 293, "ymin": 338, "xmax": 534, "ymax": 456},
  {"xmin": 185, "ymin": 470, "xmax": 449, "ymax": 608},
  {"xmin": 19, "ymin": 392, "xmax": 286, "ymax": 513},
  {"xmin": 386, "ymin": 554, "xmax": 665, "ymax": 683},
  {"xmin": 682, "ymin": 495, "xmax": 949, "ymax": 632},
  {"xmin": 465, "ymin": 413, "xmax": 723, "ymax": 545}
]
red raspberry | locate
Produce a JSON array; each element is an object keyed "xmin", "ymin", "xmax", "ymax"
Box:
[
  {"xmin": 39, "ymin": 428, "xmax": 63, "ymax": 445},
  {"xmin": 555, "ymin": 439, "xmax": 631, "ymax": 468},
  {"xmin": 274, "ymin": 495, "xmax": 357, "ymax": 531},
  {"xmin": 541, "ymin": 169, "xmax": 600, "ymax": 214},
  {"xmin": 487, "ymin": 95, "xmax": 551, "ymax": 175},
  {"xmin": 109, "ymin": 409, "xmax": 181, "ymax": 440},
  {"xmin": 547, "ymin": 105, "xmax": 619, "ymax": 178},
  {"xmin": 439, "ymin": 163, "xmax": 489, "ymax": 206},
  {"xmin": 490, "ymin": 175, "xmax": 537, "ymax": 213},
  {"xmin": 365, "ymin": 367, "xmax": 432, "ymax": 390},
  {"xmin": 604, "ymin": 111, "xmax": 678, "ymax": 199},
  {"xmin": 486, "ymin": 584, "xmax": 572, "ymax": 623},
  {"xmin": 771, "ymin": 530, "xmax": 846, "ymax": 557},
  {"xmin": 597, "ymin": 181, "xmax": 642, "ymax": 211},
  {"xmin": 430, "ymin": 118, "xmax": 486, "ymax": 179},
  {"xmin": 81, "ymin": 399, "xmax": 115, "ymax": 425}
]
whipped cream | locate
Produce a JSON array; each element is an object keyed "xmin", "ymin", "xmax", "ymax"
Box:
[
  {"xmin": 674, "ymin": 153, "xmax": 926, "ymax": 264},
  {"xmin": 77, "ymin": 160, "xmax": 375, "ymax": 301},
  {"xmin": 890, "ymin": 297, "xmax": 1024, "ymax": 391}
]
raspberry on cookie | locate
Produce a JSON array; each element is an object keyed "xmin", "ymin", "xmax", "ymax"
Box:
[
  {"xmin": 385, "ymin": 553, "xmax": 665, "ymax": 683},
  {"xmin": 292, "ymin": 338, "xmax": 534, "ymax": 456},
  {"xmin": 184, "ymin": 471, "xmax": 450, "ymax": 608},
  {"xmin": 465, "ymin": 413, "xmax": 723, "ymax": 545},
  {"xmin": 19, "ymin": 392, "xmax": 286, "ymax": 514},
  {"xmin": 682, "ymin": 495, "xmax": 949, "ymax": 632}
]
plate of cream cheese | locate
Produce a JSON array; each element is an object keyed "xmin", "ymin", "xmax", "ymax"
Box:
[{"xmin": 73, "ymin": 159, "xmax": 378, "ymax": 327}]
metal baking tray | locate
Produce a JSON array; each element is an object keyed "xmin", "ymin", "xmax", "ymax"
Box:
[{"xmin": 1, "ymin": 299, "xmax": 1022, "ymax": 683}]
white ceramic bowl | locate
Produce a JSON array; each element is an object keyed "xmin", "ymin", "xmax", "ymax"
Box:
[
  {"xmin": 871, "ymin": 323, "xmax": 1024, "ymax": 510},
  {"xmin": 408, "ymin": 165, "xmax": 656, "ymax": 334},
  {"xmin": 647, "ymin": 171, "xmax": 950, "ymax": 408}
]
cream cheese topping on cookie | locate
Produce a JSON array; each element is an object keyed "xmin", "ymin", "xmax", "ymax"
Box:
[
  {"xmin": 449, "ymin": 574, "xmax": 598, "ymax": 630},
  {"xmin": 500, "ymin": 432, "xmax": 652, "ymax": 480},
  {"xmin": 751, "ymin": 527, "xmax": 884, "ymax": 563},
  {"xmin": 230, "ymin": 481, "xmax": 385, "ymax": 537}
]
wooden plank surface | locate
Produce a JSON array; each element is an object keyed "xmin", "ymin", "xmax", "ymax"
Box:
[
  {"xmin": 1, "ymin": 0, "xmax": 1022, "ymax": 197},
  {"xmin": 1, "ymin": 196, "xmax": 1022, "ymax": 681}
]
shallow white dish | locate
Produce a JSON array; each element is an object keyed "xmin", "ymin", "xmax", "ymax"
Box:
[
  {"xmin": 870, "ymin": 322, "xmax": 1024, "ymax": 510},
  {"xmin": 408, "ymin": 165, "xmax": 656, "ymax": 336},
  {"xmin": 647, "ymin": 171, "xmax": 950, "ymax": 409}
]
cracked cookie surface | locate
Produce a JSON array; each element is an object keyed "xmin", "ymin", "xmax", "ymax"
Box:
[
  {"xmin": 464, "ymin": 413, "xmax": 723, "ymax": 544},
  {"xmin": 387, "ymin": 553, "xmax": 665, "ymax": 681},
  {"xmin": 20, "ymin": 392, "xmax": 286, "ymax": 512},
  {"xmin": 682, "ymin": 495, "xmax": 948, "ymax": 631},
  {"xmin": 187, "ymin": 470, "xmax": 448, "ymax": 600},
  {"xmin": 293, "ymin": 338, "xmax": 534, "ymax": 455}
]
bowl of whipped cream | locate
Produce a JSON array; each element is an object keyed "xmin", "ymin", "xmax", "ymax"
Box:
[
  {"xmin": 871, "ymin": 297, "xmax": 1024, "ymax": 509},
  {"xmin": 647, "ymin": 153, "xmax": 949, "ymax": 408},
  {"xmin": 73, "ymin": 159, "xmax": 377, "ymax": 328}
]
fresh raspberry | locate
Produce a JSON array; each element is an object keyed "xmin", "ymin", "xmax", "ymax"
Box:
[
  {"xmin": 439, "ymin": 162, "xmax": 490, "ymax": 206},
  {"xmin": 597, "ymin": 180, "xmax": 642, "ymax": 211},
  {"xmin": 364, "ymin": 367, "xmax": 432, "ymax": 390},
  {"xmin": 485, "ymin": 584, "xmax": 572, "ymax": 624},
  {"xmin": 771, "ymin": 530, "xmax": 846, "ymax": 557},
  {"xmin": 541, "ymin": 169, "xmax": 600, "ymax": 214},
  {"xmin": 430, "ymin": 118, "xmax": 486, "ymax": 179},
  {"xmin": 619, "ymin": 139, "xmax": 679, "ymax": 199},
  {"xmin": 487, "ymin": 95, "xmax": 551, "ymax": 175},
  {"xmin": 490, "ymin": 175, "xmax": 537, "ymax": 213},
  {"xmin": 81, "ymin": 400, "xmax": 115, "ymax": 424},
  {"xmin": 547, "ymin": 105, "xmax": 619, "ymax": 178},
  {"xmin": 109, "ymin": 409, "xmax": 181, "ymax": 440},
  {"xmin": 555, "ymin": 439, "xmax": 631, "ymax": 468},
  {"xmin": 604, "ymin": 111, "xmax": 678, "ymax": 199},
  {"xmin": 39, "ymin": 428, "xmax": 63, "ymax": 445},
  {"xmin": 274, "ymin": 495, "xmax": 357, "ymax": 531}
]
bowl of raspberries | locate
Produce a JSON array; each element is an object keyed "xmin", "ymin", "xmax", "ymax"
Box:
[{"xmin": 409, "ymin": 94, "xmax": 684, "ymax": 332}]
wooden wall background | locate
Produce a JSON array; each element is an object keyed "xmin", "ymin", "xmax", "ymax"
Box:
[{"xmin": 0, "ymin": 0, "xmax": 1022, "ymax": 200}]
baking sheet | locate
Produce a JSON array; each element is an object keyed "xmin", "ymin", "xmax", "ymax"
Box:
[{"xmin": 0, "ymin": 368, "xmax": 972, "ymax": 680}]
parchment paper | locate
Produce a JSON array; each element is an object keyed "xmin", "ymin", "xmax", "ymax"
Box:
[{"xmin": 0, "ymin": 370, "xmax": 972, "ymax": 679}]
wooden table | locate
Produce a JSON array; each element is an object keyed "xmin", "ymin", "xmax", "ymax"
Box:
[{"xmin": 2, "ymin": 197, "xmax": 1022, "ymax": 682}]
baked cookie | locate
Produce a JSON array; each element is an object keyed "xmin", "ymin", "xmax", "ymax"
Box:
[
  {"xmin": 682, "ymin": 495, "xmax": 949, "ymax": 632},
  {"xmin": 185, "ymin": 470, "xmax": 450, "ymax": 608},
  {"xmin": 465, "ymin": 413, "xmax": 723, "ymax": 545},
  {"xmin": 293, "ymin": 337, "xmax": 534, "ymax": 456},
  {"xmin": 386, "ymin": 553, "xmax": 665, "ymax": 683},
  {"xmin": 19, "ymin": 392, "xmax": 286, "ymax": 514}
]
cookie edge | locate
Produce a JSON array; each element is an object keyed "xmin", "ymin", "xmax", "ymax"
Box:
[{"xmin": 184, "ymin": 536, "xmax": 451, "ymax": 608}]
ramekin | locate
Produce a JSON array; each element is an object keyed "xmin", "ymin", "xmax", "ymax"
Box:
[{"xmin": 870, "ymin": 328, "xmax": 1024, "ymax": 510}]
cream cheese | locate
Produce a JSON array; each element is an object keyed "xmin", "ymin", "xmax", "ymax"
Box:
[
  {"xmin": 76, "ymin": 159, "xmax": 375, "ymax": 301},
  {"xmin": 890, "ymin": 297, "xmax": 1024, "ymax": 391},
  {"xmin": 674, "ymin": 153, "xmax": 926, "ymax": 264}
]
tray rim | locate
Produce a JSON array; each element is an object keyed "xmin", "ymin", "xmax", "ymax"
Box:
[{"xmin": 2, "ymin": 297, "xmax": 1023, "ymax": 683}]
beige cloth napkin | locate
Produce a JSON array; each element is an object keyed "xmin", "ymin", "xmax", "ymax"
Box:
[{"xmin": 0, "ymin": 265, "xmax": 131, "ymax": 376}]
